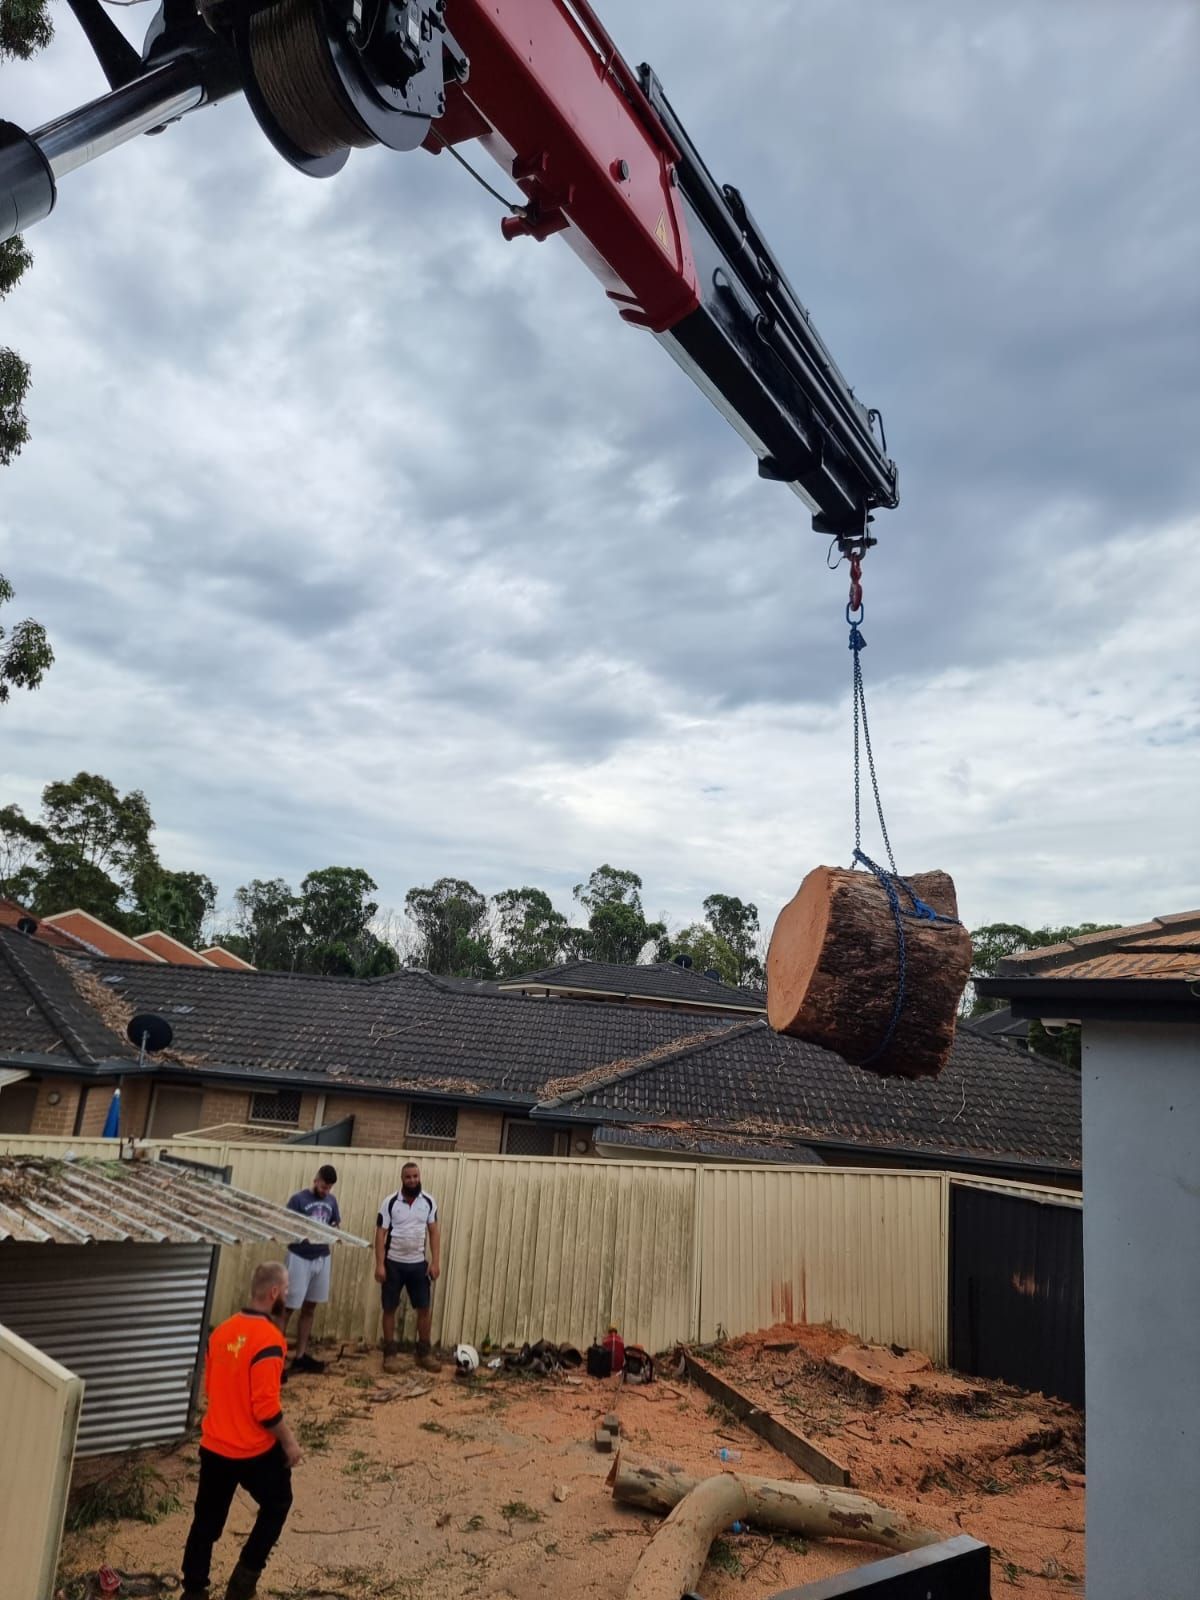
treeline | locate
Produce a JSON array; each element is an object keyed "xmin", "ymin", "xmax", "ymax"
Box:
[{"xmin": 0, "ymin": 774, "xmax": 766, "ymax": 984}]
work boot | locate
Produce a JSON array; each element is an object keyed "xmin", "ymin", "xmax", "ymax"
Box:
[
  {"xmin": 415, "ymin": 1341, "xmax": 440, "ymax": 1373},
  {"xmin": 223, "ymin": 1564, "xmax": 260, "ymax": 1600},
  {"xmin": 382, "ymin": 1340, "xmax": 402, "ymax": 1375}
]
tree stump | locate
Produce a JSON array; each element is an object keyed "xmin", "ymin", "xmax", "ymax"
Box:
[{"xmin": 766, "ymin": 865, "xmax": 973, "ymax": 1079}]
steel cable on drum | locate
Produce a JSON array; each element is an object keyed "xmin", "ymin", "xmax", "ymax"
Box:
[{"xmin": 249, "ymin": 0, "xmax": 376, "ymax": 158}]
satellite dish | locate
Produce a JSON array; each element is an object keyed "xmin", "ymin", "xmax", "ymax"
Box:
[
  {"xmin": 127, "ymin": 1013, "xmax": 174, "ymax": 1054},
  {"xmin": 16, "ymin": 916, "xmax": 38, "ymax": 935},
  {"xmin": 704, "ymin": 968, "xmax": 723, "ymax": 983},
  {"xmin": 673, "ymin": 954, "xmax": 694, "ymax": 970}
]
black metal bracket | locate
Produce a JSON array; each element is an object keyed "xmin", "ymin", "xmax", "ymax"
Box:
[
  {"xmin": 65, "ymin": 0, "xmax": 143, "ymax": 90},
  {"xmin": 763, "ymin": 1536, "xmax": 991, "ymax": 1599}
]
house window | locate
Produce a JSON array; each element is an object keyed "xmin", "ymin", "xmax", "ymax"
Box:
[
  {"xmin": 250, "ymin": 1089, "xmax": 302, "ymax": 1126},
  {"xmin": 502, "ymin": 1118, "xmax": 564, "ymax": 1157},
  {"xmin": 408, "ymin": 1104, "xmax": 458, "ymax": 1142}
]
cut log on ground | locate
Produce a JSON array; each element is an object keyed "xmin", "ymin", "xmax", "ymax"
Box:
[
  {"xmin": 767, "ymin": 865, "xmax": 973, "ymax": 1078},
  {"xmin": 610, "ymin": 1453, "xmax": 940, "ymax": 1600}
]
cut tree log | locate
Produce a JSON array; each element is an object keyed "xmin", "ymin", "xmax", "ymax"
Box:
[
  {"xmin": 767, "ymin": 865, "xmax": 973, "ymax": 1078},
  {"xmin": 610, "ymin": 1453, "xmax": 940, "ymax": 1600}
]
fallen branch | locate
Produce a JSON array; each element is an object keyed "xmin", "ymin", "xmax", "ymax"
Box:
[{"xmin": 610, "ymin": 1452, "xmax": 940, "ymax": 1600}]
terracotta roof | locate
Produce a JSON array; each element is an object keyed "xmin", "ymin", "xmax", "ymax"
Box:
[
  {"xmin": 134, "ymin": 931, "xmax": 217, "ymax": 967},
  {"xmin": 537, "ymin": 1019, "xmax": 1080, "ymax": 1174},
  {"xmin": 0, "ymin": 900, "xmax": 88, "ymax": 953},
  {"xmin": 199, "ymin": 946, "xmax": 257, "ymax": 972},
  {"xmin": 500, "ymin": 959, "xmax": 765, "ymax": 1011},
  {"xmin": 992, "ymin": 911, "xmax": 1200, "ymax": 983},
  {"xmin": 42, "ymin": 910, "xmax": 165, "ymax": 963}
]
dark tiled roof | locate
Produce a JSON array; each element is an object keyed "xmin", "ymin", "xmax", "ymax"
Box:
[
  {"xmin": 0, "ymin": 928, "xmax": 133, "ymax": 1068},
  {"xmin": 993, "ymin": 911, "xmax": 1200, "ymax": 982},
  {"xmin": 501, "ymin": 960, "xmax": 765, "ymax": 1011},
  {"xmin": 539, "ymin": 1018, "xmax": 1080, "ymax": 1172},
  {"xmin": 964, "ymin": 1007, "xmax": 1031, "ymax": 1043},
  {"xmin": 10, "ymin": 939, "xmax": 742, "ymax": 1102}
]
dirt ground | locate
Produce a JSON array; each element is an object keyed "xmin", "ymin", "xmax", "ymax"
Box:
[{"xmin": 57, "ymin": 1324, "xmax": 1084, "ymax": 1599}]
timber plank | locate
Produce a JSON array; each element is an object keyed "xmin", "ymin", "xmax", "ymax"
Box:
[{"xmin": 684, "ymin": 1354, "xmax": 851, "ymax": 1487}]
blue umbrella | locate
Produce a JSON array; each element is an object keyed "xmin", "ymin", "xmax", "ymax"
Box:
[{"xmin": 101, "ymin": 1087, "xmax": 121, "ymax": 1138}]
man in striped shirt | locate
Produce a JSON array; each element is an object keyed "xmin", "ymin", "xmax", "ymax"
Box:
[{"xmin": 181, "ymin": 1262, "xmax": 303, "ymax": 1600}]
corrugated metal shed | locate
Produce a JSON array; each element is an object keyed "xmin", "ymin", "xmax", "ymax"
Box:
[
  {"xmin": 0, "ymin": 1155, "xmax": 365, "ymax": 1457},
  {"xmin": 0, "ymin": 1155, "xmax": 367, "ymax": 1246}
]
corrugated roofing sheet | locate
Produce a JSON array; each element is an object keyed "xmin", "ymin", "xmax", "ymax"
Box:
[{"xmin": 0, "ymin": 1156, "xmax": 368, "ymax": 1247}]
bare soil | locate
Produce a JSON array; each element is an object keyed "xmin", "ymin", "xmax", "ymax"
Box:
[{"xmin": 57, "ymin": 1324, "xmax": 1084, "ymax": 1599}]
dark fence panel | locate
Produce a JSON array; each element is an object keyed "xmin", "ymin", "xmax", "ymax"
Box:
[{"xmin": 950, "ymin": 1184, "xmax": 1083, "ymax": 1408}]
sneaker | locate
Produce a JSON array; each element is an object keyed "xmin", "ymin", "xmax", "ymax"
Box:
[{"xmin": 289, "ymin": 1353, "xmax": 326, "ymax": 1375}]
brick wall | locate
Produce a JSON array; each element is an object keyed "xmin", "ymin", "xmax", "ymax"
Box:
[
  {"xmin": 29, "ymin": 1079, "xmax": 83, "ymax": 1137},
  {"xmin": 455, "ymin": 1105, "xmax": 504, "ymax": 1154},
  {"xmin": 199, "ymin": 1086, "xmax": 253, "ymax": 1129},
  {"xmin": 77, "ymin": 1084, "xmax": 117, "ymax": 1136},
  {"xmin": 120, "ymin": 1077, "xmax": 153, "ymax": 1138},
  {"xmin": 323, "ymin": 1094, "xmax": 411, "ymax": 1150}
]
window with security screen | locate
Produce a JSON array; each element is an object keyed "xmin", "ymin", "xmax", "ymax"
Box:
[
  {"xmin": 249, "ymin": 1089, "xmax": 302, "ymax": 1125},
  {"xmin": 408, "ymin": 1104, "xmax": 459, "ymax": 1141},
  {"xmin": 502, "ymin": 1118, "xmax": 563, "ymax": 1157}
]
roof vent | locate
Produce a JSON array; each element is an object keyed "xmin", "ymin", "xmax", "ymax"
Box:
[
  {"xmin": 16, "ymin": 916, "xmax": 38, "ymax": 936},
  {"xmin": 673, "ymin": 954, "xmax": 693, "ymax": 969},
  {"xmin": 703, "ymin": 968, "xmax": 723, "ymax": 983}
]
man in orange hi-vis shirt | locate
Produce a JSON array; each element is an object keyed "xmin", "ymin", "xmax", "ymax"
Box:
[{"xmin": 181, "ymin": 1262, "xmax": 303, "ymax": 1600}]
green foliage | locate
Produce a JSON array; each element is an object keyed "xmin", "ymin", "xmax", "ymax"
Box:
[
  {"xmin": 492, "ymin": 885, "xmax": 568, "ymax": 976},
  {"xmin": 65, "ymin": 1461, "xmax": 180, "ymax": 1531},
  {"xmin": 0, "ymin": 573, "xmax": 53, "ymax": 703},
  {"xmin": 130, "ymin": 865, "xmax": 218, "ymax": 949},
  {"xmin": 701, "ymin": 893, "xmax": 764, "ymax": 985},
  {"xmin": 966, "ymin": 919, "xmax": 1121, "ymax": 1070},
  {"xmin": 230, "ymin": 867, "xmax": 397, "ymax": 975},
  {"xmin": 0, "ymin": 0, "xmax": 53, "ymax": 61},
  {"xmin": 405, "ymin": 875, "xmax": 495, "ymax": 977},
  {"xmin": 571, "ymin": 863, "xmax": 666, "ymax": 964},
  {"xmin": 666, "ymin": 923, "xmax": 741, "ymax": 983}
]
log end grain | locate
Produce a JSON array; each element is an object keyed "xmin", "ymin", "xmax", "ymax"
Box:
[{"xmin": 766, "ymin": 865, "xmax": 973, "ymax": 1080}]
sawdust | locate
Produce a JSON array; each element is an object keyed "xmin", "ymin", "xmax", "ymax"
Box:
[
  {"xmin": 708, "ymin": 1322, "xmax": 1085, "ymax": 1593},
  {"xmin": 56, "ymin": 1329, "xmax": 1084, "ymax": 1598}
]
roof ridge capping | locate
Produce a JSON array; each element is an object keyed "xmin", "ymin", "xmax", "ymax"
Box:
[{"xmin": 537, "ymin": 1017, "xmax": 767, "ymax": 1108}]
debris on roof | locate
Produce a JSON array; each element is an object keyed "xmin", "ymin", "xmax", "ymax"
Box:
[{"xmin": 0, "ymin": 1154, "xmax": 368, "ymax": 1247}]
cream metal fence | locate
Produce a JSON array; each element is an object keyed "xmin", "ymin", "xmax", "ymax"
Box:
[
  {"xmin": 697, "ymin": 1166, "xmax": 949, "ymax": 1360},
  {"xmin": 3, "ymin": 1137, "xmax": 1070, "ymax": 1364},
  {"xmin": 0, "ymin": 1323, "xmax": 84, "ymax": 1600}
]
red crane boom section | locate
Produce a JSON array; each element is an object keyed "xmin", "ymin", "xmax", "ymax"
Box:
[{"xmin": 430, "ymin": 0, "xmax": 701, "ymax": 333}]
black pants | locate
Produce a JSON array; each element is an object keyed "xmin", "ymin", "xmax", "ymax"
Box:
[{"xmin": 182, "ymin": 1443, "xmax": 293, "ymax": 1591}]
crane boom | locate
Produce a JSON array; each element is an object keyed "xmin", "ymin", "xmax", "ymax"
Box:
[{"xmin": 0, "ymin": 0, "xmax": 898, "ymax": 543}]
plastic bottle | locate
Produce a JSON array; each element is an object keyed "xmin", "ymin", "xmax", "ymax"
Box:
[
  {"xmin": 715, "ymin": 1447, "xmax": 742, "ymax": 1463},
  {"xmin": 601, "ymin": 1326, "xmax": 625, "ymax": 1373}
]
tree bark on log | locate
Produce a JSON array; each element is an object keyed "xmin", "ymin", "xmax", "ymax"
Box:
[
  {"xmin": 766, "ymin": 865, "xmax": 973, "ymax": 1078},
  {"xmin": 611, "ymin": 1453, "xmax": 940, "ymax": 1600}
]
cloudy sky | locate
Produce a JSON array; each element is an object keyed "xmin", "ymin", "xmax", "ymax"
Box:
[{"xmin": 2, "ymin": 0, "xmax": 1198, "ymax": 941}]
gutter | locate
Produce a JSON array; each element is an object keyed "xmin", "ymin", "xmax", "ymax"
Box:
[
  {"xmin": 976, "ymin": 976, "xmax": 1200, "ymax": 1025},
  {"xmin": 0, "ymin": 1052, "xmax": 544, "ymax": 1111}
]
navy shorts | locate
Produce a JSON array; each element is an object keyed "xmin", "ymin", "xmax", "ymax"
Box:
[{"xmin": 382, "ymin": 1259, "xmax": 431, "ymax": 1312}]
